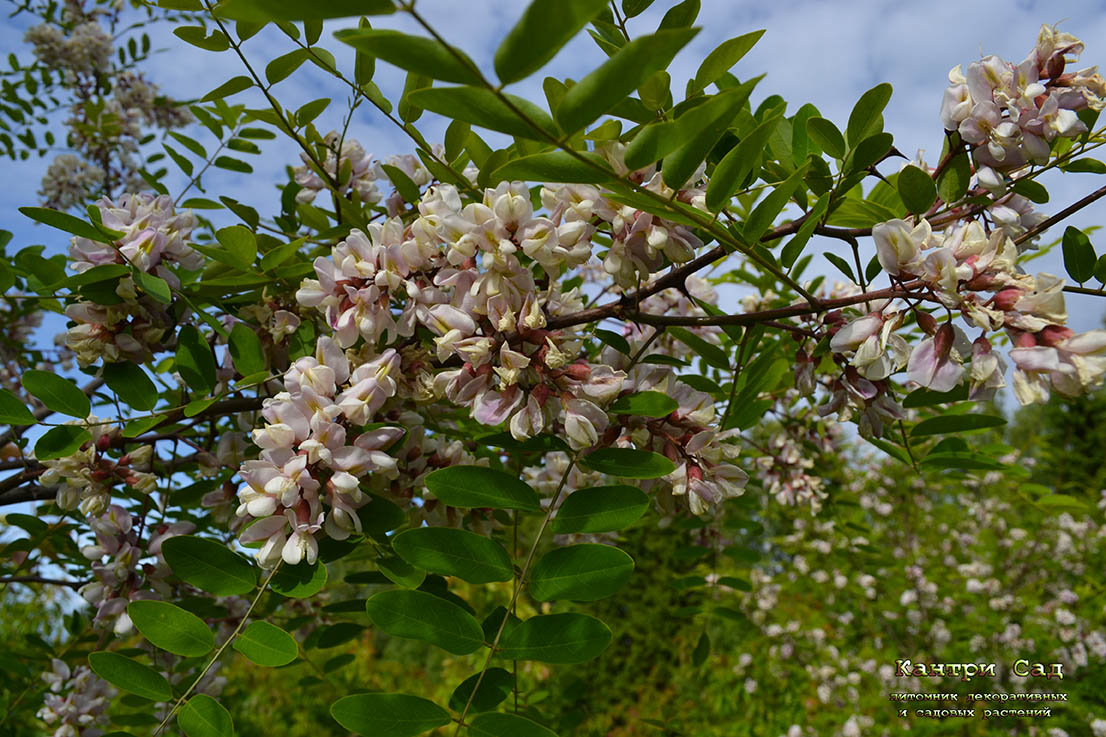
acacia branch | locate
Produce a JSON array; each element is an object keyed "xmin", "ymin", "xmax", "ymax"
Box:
[
  {"xmin": 1014, "ymin": 183, "xmax": 1106, "ymax": 247},
  {"xmin": 0, "ymin": 575, "xmax": 87, "ymax": 589}
]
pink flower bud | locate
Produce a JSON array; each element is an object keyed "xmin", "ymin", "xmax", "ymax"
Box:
[
  {"xmin": 562, "ymin": 362, "xmax": 592, "ymax": 381},
  {"xmin": 1037, "ymin": 325, "xmax": 1074, "ymax": 346},
  {"xmin": 916, "ymin": 311, "xmax": 938, "ymax": 335},
  {"xmin": 1015, "ymin": 331, "xmax": 1037, "ymax": 348},
  {"xmin": 933, "ymin": 323, "xmax": 955, "ymax": 358},
  {"xmin": 992, "ymin": 288, "xmax": 1023, "ymax": 311}
]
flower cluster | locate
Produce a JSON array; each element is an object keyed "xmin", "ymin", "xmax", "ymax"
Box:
[
  {"xmin": 294, "ymin": 131, "xmax": 383, "ymax": 206},
  {"xmin": 78, "ymin": 504, "xmax": 194, "ymax": 635},
  {"xmin": 941, "ymin": 24, "xmax": 1106, "ymax": 170},
  {"xmin": 64, "ymin": 194, "xmax": 199, "ymax": 366},
  {"xmin": 38, "ymin": 420, "xmax": 156, "ymax": 518},
  {"xmin": 829, "ymin": 216, "xmax": 1106, "ymax": 405},
  {"xmin": 235, "ymin": 336, "xmax": 404, "ymax": 567},
  {"xmin": 38, "ymin": 658, "xmax": 113, "ymax": 737}
]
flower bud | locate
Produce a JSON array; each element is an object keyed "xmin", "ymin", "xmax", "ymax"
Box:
[
  {"xmin": 992, "ymin": 287, "xmax": 1023, "ymax": 311},
  {"xmin": 1037, "ymin": 324, "xmax": 1074, "ymax": 346},
  {"xmin": 915, "ymin": 310, "xmax": 938, "ymax": 335}
]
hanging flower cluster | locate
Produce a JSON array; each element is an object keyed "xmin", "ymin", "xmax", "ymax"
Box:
[
  {"xmin": 64, "ymin": 194, "xmax": 199, "ymax": 366},
  {"xmin": 77, "ymin": 504, "xmax": 194, "ymax": 636},
  {"xmin": 38, "ymin": 420, "xmax": 156, "ymax": 518},
  {"xmin": 940, "ymin": 24, "xmax": 1106, "ymax": 170},
  {"xmin": 236, "ymin": 336, "xmax": 404, "ymax": 567},
  {"xmin": 38, "ymin": 658, "xmax": 113, "ymax": 737}
]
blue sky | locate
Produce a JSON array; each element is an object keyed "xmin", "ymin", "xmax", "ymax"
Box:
[{"xmin": 4, "ymin": 0, "xmax": 1106, "ymax": 338}]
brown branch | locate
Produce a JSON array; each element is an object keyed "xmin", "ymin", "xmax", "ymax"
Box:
[
  {"xmin": 1014, "ymin": 183, "xmax": 1106, "ymax": 247},
  {"xmin": 552, "ymin": 281, "xmax": 925, "ymax": 332},
  {"xmin": 0, "ymin": 575, "xmax": 87, "ymax": 589},
  {"xmin": 0, "ymin": 483, "xmax": 54, "ymax": 507}
]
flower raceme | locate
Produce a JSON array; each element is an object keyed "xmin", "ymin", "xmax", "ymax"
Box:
[{"xmin": 31, "ymin": 24, "xmax": 1106, "ymax": 580}]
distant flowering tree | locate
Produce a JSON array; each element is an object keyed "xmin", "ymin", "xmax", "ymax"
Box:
[{"xmin": 3, "ymin": 1, "xmax": 1106, "ymax": 735}]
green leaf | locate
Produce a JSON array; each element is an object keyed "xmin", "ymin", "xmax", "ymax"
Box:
[
  {"xmin": 233, "ymin": 621, "xmax": 299, "ymax": 666},
  {"xmin": 691, "ymin": 631, "xmax": 710, "ymax": 666},
  {"xmin": 19, "ymin": 207, "xmax": 113, "ymax": 244},
  {"xmin": 173, "ymin": 26, "xmax": 229, "ymax": 52},
  {"xmin": 132, "ymin": 270, "xmax": 172, "ymax": 304},
  {"xmin": 668, "ymin": 326, "xmax": 730, "ymax": 370},
  {"xmin": 391, "ymin": 527, "xmax": 513, "ymax": 584},
  {"xmin": 593, "ymin": 328, "xmax": 630, "ymax": 355},
  {"xmin": 228, "ymin": 323, "xmax": 266, "ymax": 377},
  {"xmin": 912, "ymin": 414, "xmax": 1006, "ymax": 437},
  {"xmin": 295, "ymin": 98, "xmax": 330, "ymax": 127},
  {"xmin": 447, "ymin": 668, "xmax": 513, "ymax": 714},
  {"xmin": 270, "ymin": 560, "xmax": 327, "ymax": 598},
  {"xmin": 446, "ymin": 668, "xmax": 510, "ymax": 712},
  {"xmin": 365, "ymin": 590, "xmax": 484, "ymax": 655},
  {"xmin": 127, "ymin": 600, "xmax": 214, "ymax": 657},
  {"xmin": 406, "ymin": 86, "xmax": 558, "ymax": 141},
  {"xmin": 0, "ymin": 388, "xmax": 34, "ymax": 425},
  {"xmin": 662, "ymin": 82, "xmax": 761, "ymax": 190},
  {"xmin": 1061, "ymin": 157, "xmax": 1106, "ymax": 174},
  {"xmin": 846, "ymin": 83, "xmax": 892, "ymax": 145},
  {"xmin": 690, "ymin": 29, "xmax": 764, "ymax": 93},
  {"xmin": 847, "ymin": 132, "xmax": 893, "ymax": 174},
  {"xmin": 496, "ymin": 0, "xmax": 611, "ymax": 84},
  {"xmin": 579, "ymin": 448, "xmax": 676, "ymax": 478},
  {"xmin": 626, "ymin": 80, "xmax": 758, "ymax": 172},
  {"xmin": 497, "ymin": 613, "xmax": 611, "ymax": 663},
  {"xmin": 424, "ymin": 465, "xmax": 541, "ymax": 511},
  {"xmin": 214, "ymin": 225, "xmax": 256, "ymax": 270},
  {"xmin": 705, "ymin": 110, "xmax": 783, "ymax": 211},
  {"xmin": 530, "ymin": 543, "xmax": 634, "ymax": 601},
  {"xmin": 743, "ymin": 164, "xmax": 808, "ymax": 240},
  {"xmin": 179, "ymin": 695, "xmax": 234, "ymax": 737},
  {"xmin": 781, "ymin": 192, "xmax": 830, "ymax": 268},
  {"xmin": 216, "ymin": 0, "xmax": 396, "ymax": 22},
  {"xmin": 21, "ymin": 370, "xmax": 89, "ymax": 419},
  {"xmin": 658, "ymin": 0, "xmax": 699, "ymax": 28},
  {"xmin": 1012, "ymin": 178, "xmax": 1049, "ymax": 204},
  {"xmin": 334, "ymin": 29, "xmax": 481, "ymax": 85},
  {"xmin": 201, "ymin": 75, "xmax": 253, "ymax": 102},
  {"xmin": 470, "ymin": 713, "xmax": 558, "ymax": 737},
  {"xmin": 1062, "ymin": 226, "xmax": 1095, "ymax": 283},
  {"xmin": 897, "ymin": 164, "xmax": 936, "ymax": 215},
  {"xmin": 621, "ymin": 0, "xmax": 656, "ymax": 17},
  {"xmin": 162, "ymin": 536, "xmax": 258, "ymax": 595},
  {"xmin": 330, "ymin": 693, "xmax": 450, "ymax": 737},
  {"xmin": 175, "ymin": 326, "xmax": 217, "ymax": 395},
  {"xmin": 123, "ymin": 415, "xmax": 165, "ymax": 438},
  {"xmin": 1035, "ymin": 494, "xmax": 1089, "ymax": 512},
  {"xmin": 937, "ymin": 147, "xmax": 971, "ymax": 203},
  {"xmin": 214, "ymin": 156, "xmax": 253, "ymax": 174},
  {"xmin": 608, "ymin": 391, "xmax": 678, "ymax": 418},
  {"xmin": 88, "ymin": 652, "xmax": 171, "ymax": 702},
  {"xmin": 556, "ymin": 28, "xmax": 699, "ymax": 133},
  {"xmin": 552, "ymin": 485, "xmax": 650, "ymax": 534},
  {"xmin": 823, "ymin": 251, "xmax": 855, "ymax": 281},
  {"xmin": 34, "ymin": 425, "xmax": 91, "ymax": 460},
  {"xmin": 377, "ymin": 555, "xmax": 426, "ymax": 589},
  {"xmin": 489, "ymin": 150, "xmax": 614, "ymax": 184},
  {"xmin": 1095, "ymin": 254, "xmax": 1106, "ymax": 284},
  {"xmin": 805, "ymin": 117, "xmax": 845, "ymax": 159},
  {"xmin": 379, "ymin": 163, "xmax": 421, "ymax": 203}
]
